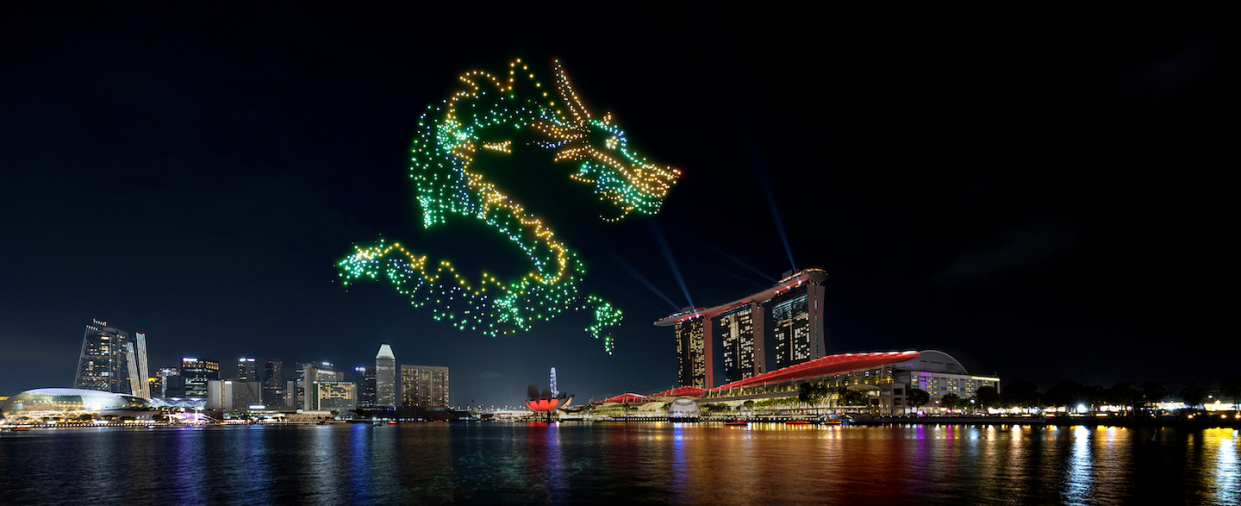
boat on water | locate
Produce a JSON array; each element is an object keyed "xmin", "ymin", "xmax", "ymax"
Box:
[
  {"xmin": 11, "ymin": 426, "xmax": 31, "ymax": 431},
  {"xmin": 785, "ymin": 419, "xmax": 813, "ymax": 425},
  {"xmin": 724, "ymin": 420, "xmax": 748, "ymax": 427}
]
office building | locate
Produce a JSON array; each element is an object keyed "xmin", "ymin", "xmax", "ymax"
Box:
[
  {"xmin": 303, "ymin": 363, "xmax": 342, "ymax": 382},
  {"xmin": 285, "ymin": 380, "xmax": 298, "ymax": 407},
  {"xmin": 73, "ymin": 319, "xmax": 150, "ymax": 398},
  {"xmin": 889, "ymin": 350, "xmax": 1001, "ymax": 414},
  {"xmin": 290, "ymin": 362, "xmax": 308, "ymax": 407},
  {"xmin": 301, "ymin": 363, "xmax": 343, "ymax": 410},
  {"xmin": 720, "ymin": 302, "xmax": 765, "ymax": 383},
  {"xmin": 309, "ymin": 381, "xmax": 357, "ymax": 411},
  {"xmin": 355, "ymin": 367, "xmax": 376, "ymax": 407},
  {"xmin": 148, "ymin": 374, "xmax": 162, "ymax": 396},
  {"xmin": 262, "ymin": 361, "xmax": 284, "ymax": 408},
  {"xmin": 237, "ymin": 358, "xmax": 257, "ymax": 381},
  {"xmin": 771, "ymin": 280, "xmax": 827, "ymax": 370},
  {"xmin": 376, "ymin": 345, "xmax": 397, "ymax": 408},
  {"xmin": 158, "ymin": 367, "xmax": 184, "ymax": 398},
  {"xmin": 206, "ymin": 380, "xmax": 261, "ymax": 411},
  {"xmin": 674, "ymin": 316, "xmax": 712, "ymax": 389},
  {"xmin": 400, "ymin": 365, "xmax": 449, "ymax": 408},
  {"xmin": 180, "ymin": 358, "xmax": 220, "ymax": 398}
]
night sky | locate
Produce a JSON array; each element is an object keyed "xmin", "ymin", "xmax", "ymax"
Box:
[{"xmin": 2, "ymin": 5, "xmax": 1236, "ymax": 407}]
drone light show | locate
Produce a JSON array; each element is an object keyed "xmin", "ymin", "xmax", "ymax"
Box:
[{"xmin": 338, "ymin": 58, "xmax": 680, "ymax": 353}]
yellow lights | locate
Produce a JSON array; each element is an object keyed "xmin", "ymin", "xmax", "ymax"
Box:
[
  {"xmin": 479, "ymin": 140, "xmax": 508, "ymax": 151},
  {"xmin": 339, "ymin": 58, "xmax": 679, "ymax": 354}
]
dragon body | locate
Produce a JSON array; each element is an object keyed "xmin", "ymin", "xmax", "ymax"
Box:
[{"xmin": 338, "ymin": 59, "xmax": 680, "ymax": 353}]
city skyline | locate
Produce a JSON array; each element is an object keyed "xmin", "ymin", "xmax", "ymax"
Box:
[{"xmin": 2, "ymin": 7, "xmax": 1236, "ymax": 407}]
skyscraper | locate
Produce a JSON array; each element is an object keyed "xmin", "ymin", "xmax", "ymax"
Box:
[
  {"xmin": 376, "ymin": 345, "xmax": 396, "ymax": 408},
  {"xmin": 148, "ymin": 375, "xmax": 162, "ymax": 398},
  {"xmin": 180, "ymin": 358, "xmax": 220, "ymax": 398},
  {"xmin": 550, "ymin": 367, "xmax": 558, "ymax": 397},
  {"xmin": 303, "ymin": 362, "xmax": 341, "ymax": 383},
  {"xmin": 159, "ymin": 367, "xmax": 184, "ymax": 398},
  {"xmin": 74, "ymin": 319, "xmax": 149, "ymax": 398},
  {"xmin": 355, "ymin": 367, "xmax": 376, "ymax": 407},
  {"xmin": 237, "ymin": 358, "xmax": 257, "ymax": 381},
  {"xmin": 771, "ymin": 280, "xmax": 827, "ymax": 370},
  {"xmin": 400, "ymin": 364, "xmax": 449, "ymax": 408},
  {"xmin": 132, "ymin": 333, "xmax": 150, "ymax": 398},
  {"xmin": 78, "ymin": 322, "xmax": 128, "ymax": 392},
  {"xmin": 301, "ymin": 363, "xmax": 343, "ymax": 410},
  {"xmin": 262, "ymin": 360, "xmax": 284, "ymax": 408},
  {"xmin": 654, "ymin": 268, "xmax": 828, "ymax": 386},
  {"xmin": 675, "ymin": 316, "xmax": 713, "ymax": 389},
  {"xmin": 720, "ymin": 302, "xmax": 765, "ymax": 383}
]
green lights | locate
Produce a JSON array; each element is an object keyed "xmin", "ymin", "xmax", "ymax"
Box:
[{"xmin": 338, "ymin": 58, "xmax": 680, "ymax": 354}]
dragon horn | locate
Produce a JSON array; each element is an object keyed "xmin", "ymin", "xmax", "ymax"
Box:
[{"xmin": 553, "ymin": 59, "xmax": 591, "ymax": 124}]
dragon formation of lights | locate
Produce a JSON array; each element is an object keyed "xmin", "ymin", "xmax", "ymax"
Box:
[{"xmin": 338, "ymin": 58, "xmax": 680, "ymax": 354}]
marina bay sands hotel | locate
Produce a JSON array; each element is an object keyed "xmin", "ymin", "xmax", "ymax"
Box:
[{"xmin": 654, "ymin": 268, "xmax": 829, "ymax": 389}]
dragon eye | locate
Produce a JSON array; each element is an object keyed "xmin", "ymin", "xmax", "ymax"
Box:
[{"xmin": 606, "ymin": 137, "xmax": 619, "ymax": 150}]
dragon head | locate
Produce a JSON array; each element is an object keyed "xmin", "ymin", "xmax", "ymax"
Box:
[{"xmin": 539, "ymin": 60, "xmax": 681, "ymax": 222}]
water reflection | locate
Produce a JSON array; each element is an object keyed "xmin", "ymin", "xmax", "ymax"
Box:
[
  {"xmin": 1207, "ymin": 428, "xmax": 1239, "ymax": 505},
  {"xmin": 670, "ymin": 424, "xmax": 686, "ymax": 499},
  {"xmin": 1063, "ymin": 426, "xmax": 1095, "ymax": 505},
  {"xmin": 3, "ymin": 423, "xmax": 1241, "ymax": 505}
]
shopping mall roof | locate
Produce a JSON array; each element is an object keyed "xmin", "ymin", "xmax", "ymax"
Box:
[{"xmin": 712, "ymin": 351, "xmax": 921, "ymax": 391}]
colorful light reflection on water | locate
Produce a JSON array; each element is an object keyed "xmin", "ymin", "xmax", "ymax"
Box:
[{"xmin": 0, "ymin": 423, "xmax": 1238, "ymax": 505}]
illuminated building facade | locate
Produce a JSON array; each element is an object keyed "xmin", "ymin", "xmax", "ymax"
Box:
[
  {"xmin": 720, "ymin": 303, "xmax": 764, "ymax": 383},
  {"xmin": 1, "ymin": 388, "xmax": 154, "ymax": 420},
  {"xmin": 309, "ymin": 381, "xmax": 357, "ymax": 411},
  {"xmin": 707, "ymin": 350, "xmax": 1000, "ymax": 415},
  {"xmin": 823, "ymin": 350, "xmax": 1000, "ymax": 415},
  {"xmin": 289, "ymin": 362, "xmax": 309, "ymax": 407},
  {"xmin": 180, "ymin": 358, "xmax": 220, "ymax": 399},
  {"xmin": 655, "ymin": 269, "xmax": 829, "ymax": 390},
  {"xmin": 301, "ymin": 363, "xmax": 343, "ymax": 410},
  {"xmin": 893, "ymin": 351, "xmax": 1000, "ymax": 414},
  {"xmin": 355, "ymin": 367, "xmax": 376, "ymax": 407},
  {"xmin": 400, "ymin": 365, "xmax": 449, "ymax": 408},
  {"xmin": 550, "ymin": 367, "xmax": 558, "ymax": 397},
  {"xmin": 73, "ymin": 319, "xmax": 150, "ymax": 398},
  {"xmin": 148, "ymin": 375, "xmax": 162, "ymax": 397},
  {"xmin": 376, "ymin": 345, "xmax": 397, "ymax": 408},
  {"xmin": 374, "ymin": 344, "xmax": 394, "ymax": 406},
  {"xmin": 771, "ymin": 281, "xmax": 826, "ymax": 370},
  {"xmin": 675, "ymin": 317, "xmax": 713, "ymax": 389},
  {"xmin": 237, "ymin": 358, "xmax": 257, "ymax": 381},
  {"xmin": 302, "ymin": 363, "xmax": 342, "ymax": 383}
]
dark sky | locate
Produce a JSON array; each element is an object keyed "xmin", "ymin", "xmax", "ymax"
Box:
[{"xmin": 2, "ymin": 5, "xmax": 1237, "ymax": 406}]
